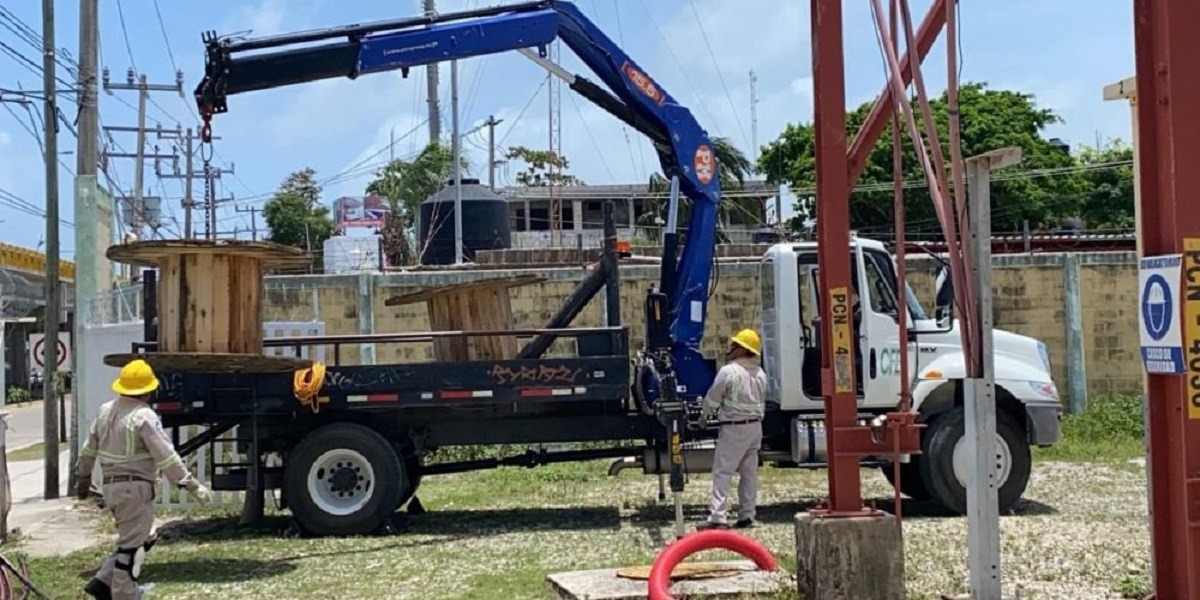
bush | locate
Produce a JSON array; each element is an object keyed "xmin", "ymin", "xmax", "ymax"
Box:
[
  {"xmin": 5, "ymin": 386, "xmax": 30, "ymax": 405},
  {"xmin": 1062, "ymin": 394, "xmax": 1144, "ymax": 443}
]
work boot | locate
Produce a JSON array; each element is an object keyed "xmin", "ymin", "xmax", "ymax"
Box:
[
  {"xmin": 734, "ymin": 518, "xmax": 755, "ymax": 529},
  {"xmin": 695, "ymin": 520, "xmax": 729, "ymax": 531},
  {"xmin": 83, "ymin": 578, "xmax": 112, "ymax": 600}
]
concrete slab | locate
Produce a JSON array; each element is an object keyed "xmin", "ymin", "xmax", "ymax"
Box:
[{"xmin": 547, "ymin": 560, "xmax": 791, "ymax": 600}]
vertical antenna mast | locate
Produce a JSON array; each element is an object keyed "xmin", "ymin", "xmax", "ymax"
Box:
[
  {"xmin": 750, "ymin": 69, "xmax": 759, "ymax": 164},
  {"xmin": 548, "ymin": 39, "xmax": 562, "ymax": 246}
]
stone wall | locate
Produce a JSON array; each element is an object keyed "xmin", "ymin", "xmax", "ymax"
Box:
[{"xmin": 260, "ymin": 251, "xmax": 1141, "ymax": 406}]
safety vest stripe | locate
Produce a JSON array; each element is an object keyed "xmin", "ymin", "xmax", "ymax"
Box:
[
  {"xmin": 96, "ymin": 450, "xmax": 150, "ymax": 463},
  {"xmin": 156, "ymin": 454, "xmax": 183, "ymax": 470},
  {"xmin": 81, "ymin": 445, "xmax": 97, "ymax": 458}
]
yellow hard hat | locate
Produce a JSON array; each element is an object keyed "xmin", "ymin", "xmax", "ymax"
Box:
[
  {"xmin": 729, "ymin": 329, "xmax": 762, "ymax": 356},
  {"xmin": 111, "ymin": 359, "xmax": 160, "ymax": 397}
]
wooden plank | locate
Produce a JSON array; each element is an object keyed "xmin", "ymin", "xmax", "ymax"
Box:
[
  {"xmin": 242, "ymin": 257, "xmax": 264, "ymax": 353},
  {"xmin": 107, "ymin": 239, "xmax": 309, "ymax": 268},
  {"xmin": 384, "ymin": 274, "xmax": 545, "ymax": 307},
  {"xmin": 209, "ymin": 253, "xmax": 231, "ymax": 354},
  {"xmin": 494, "ymin": 286, "xmax": 518, "ymax": 359},
  {"xmin": 159, "ymin": 255, "xmax": 182, "ymax": 353},
  {"xmin": 191, "ymin": 252, "xmax": 213, "ymax": 353}
]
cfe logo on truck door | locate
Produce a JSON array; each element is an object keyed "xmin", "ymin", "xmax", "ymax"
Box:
[{"xmin": 829, "ymin": 287, "xmax": 854, "ymax": 394}]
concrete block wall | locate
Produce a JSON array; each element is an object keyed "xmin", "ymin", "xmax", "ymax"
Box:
[{"xmin": 258, "ymin": 250, "xmax": 1142, "ymax": 407}]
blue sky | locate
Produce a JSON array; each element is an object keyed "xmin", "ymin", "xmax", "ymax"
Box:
[{"xmin": 0, "ymin": 0, "xmax": 1135, "ymax": 258}]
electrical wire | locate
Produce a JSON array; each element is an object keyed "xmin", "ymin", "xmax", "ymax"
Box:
[
  {"xmin": 685, "ymin": 0, "xmax": 750, "ymax": 151},
  {"xmin": 113, "ymin": 0, "xmax": 139, "ymax": 74}
]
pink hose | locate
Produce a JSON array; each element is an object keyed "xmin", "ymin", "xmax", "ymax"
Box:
[{"xmin": 647, "ymin": 530, "xmax": 779, "ymax": 600}]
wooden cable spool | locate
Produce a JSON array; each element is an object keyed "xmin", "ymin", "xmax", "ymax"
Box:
[{"xmin": 103, "ymin": 239, "xmax": 314, "ymax": 373}]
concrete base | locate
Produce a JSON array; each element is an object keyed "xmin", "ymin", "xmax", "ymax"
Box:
[
  {"xmin": 795, "ymin": 512, "xmax": 904, "ymax": 600},
  {"xmin": 547, "ymin": 560, "xmax": 790, "ymax": 600}
]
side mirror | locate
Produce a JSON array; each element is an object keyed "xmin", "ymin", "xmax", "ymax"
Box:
[{"xmin": 934, "ymin": 263, "xmax": 954, "ymax": 324}]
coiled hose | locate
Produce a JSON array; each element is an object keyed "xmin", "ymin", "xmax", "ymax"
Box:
[
  {"xmin": 648, "ymin": 530, "xmax": 778, "ymax": 600},
  {"xmin": 293, "ymin": 361, "xmax": 326, "ymax": 414}
]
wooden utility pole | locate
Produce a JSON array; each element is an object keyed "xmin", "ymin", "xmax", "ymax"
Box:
[
  {"xmin": 40, "ymin": 0, "xmax": 61, "ymax": 500},
  {"xmin": 484, "ymin": 115, "xmax": 503, "ymax": 190}
]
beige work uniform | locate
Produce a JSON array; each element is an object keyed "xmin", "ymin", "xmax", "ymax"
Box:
[
  {"xmin": 701, "ymin": 357, "xmax": 768, "ymax": 524},
  {"xmin": 76, "ymin": 396, "xmax": 193, "ymax": 600}
]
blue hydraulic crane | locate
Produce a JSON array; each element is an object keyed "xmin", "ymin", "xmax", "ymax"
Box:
[{"xmin": 194, "ymin": 0, "xmax": 724, "ymax": 400}]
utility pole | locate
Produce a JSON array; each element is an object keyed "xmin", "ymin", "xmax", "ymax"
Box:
[
  {"xmin": 964, "ymin": 146, "xmax": 1023, "ymax": 600},
  {"xmin": 157, "ymin": 128, "xmax": 223, "ymax": 239},
  {"xmin": 237, "ymin": 205, "xmax": 260, "ymax": 240},
  {"xmin": 41, "ymin": 0, "xmax": 61, "ymax": 500},
  {"xmin": 70, "ymin": 0, "xmax": 101, "ymax": 495},
  {"xmin": 484, "ymin": 115, "xmax": 503, "ymax": 190},
  {"xmin": 102, "ymin": 68, "xmax": 183, "ymax": 246},
  {"xmin": 423, "ymin": 0, "xmax": 442, "ymax": 143}
]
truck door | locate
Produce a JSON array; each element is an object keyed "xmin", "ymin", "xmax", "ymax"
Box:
[{"xmin": 858, "ymin": 248, "xmax": 915, "ymax": 408}]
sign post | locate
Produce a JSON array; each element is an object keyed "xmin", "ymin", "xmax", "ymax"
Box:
[{"xmin": 1139, "ymin": 255, "xmax": 1185, "ymax": 376}]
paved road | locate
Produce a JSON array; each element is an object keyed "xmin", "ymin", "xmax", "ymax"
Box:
[{"xmin": 4, "ymin": 397, "xmax": 74, "ymax": 450}]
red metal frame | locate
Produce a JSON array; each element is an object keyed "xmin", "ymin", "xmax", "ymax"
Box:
[
  {"xmin": 810, "ymin": 0, "xmax": 942, "ymax": 516},
  {"xmin": 1135, "ymin": 0, "xmax": 1200, "ymax": 597}
]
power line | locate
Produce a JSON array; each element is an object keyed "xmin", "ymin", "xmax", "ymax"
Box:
[{"xmin": 686, "ymin": 0, "xmax": 750, "ymax": 151}]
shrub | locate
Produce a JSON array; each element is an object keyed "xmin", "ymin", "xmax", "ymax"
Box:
[{"xmin": 1062, "ymin": 394, "xmax": 1144, "ymax": 443}]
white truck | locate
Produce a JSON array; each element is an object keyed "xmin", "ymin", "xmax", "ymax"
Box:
[{"xmin": 752, "ymin": 235, "xmax": 1063, "ymax": 513}]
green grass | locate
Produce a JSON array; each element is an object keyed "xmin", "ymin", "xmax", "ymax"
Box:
[
  {"xmin": 6, "ymin": 443, "xmax": 65, "ymax": 463},
  {"xmin": 1033, "ymin": 394, "xmax": 1146, "ymax": 463},
  {"xmin": 11, "ymin": 396, "xmax": 1152, "ymax": 599}
]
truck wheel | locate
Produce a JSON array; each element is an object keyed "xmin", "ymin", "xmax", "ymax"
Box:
[
  {"xmin": 919, "ymin": 406, "xmax": 1031, "ymax": 515},
  {"xmin": 284, "ymin": 423, "xmax": 403, "ymax": 536},
  {"xmin": 880, "ymin": 460, "xmax": 930, "ymax": 500}
]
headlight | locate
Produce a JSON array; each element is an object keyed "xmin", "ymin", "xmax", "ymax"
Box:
[{"xmin": 1037, "ymin": 342, "xmax": 1051, "ymax": 372}]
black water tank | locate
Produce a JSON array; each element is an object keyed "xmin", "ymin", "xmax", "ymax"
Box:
[{"xmin": 418, "ymin": 178, "xmax": 512, "ymax": 265}]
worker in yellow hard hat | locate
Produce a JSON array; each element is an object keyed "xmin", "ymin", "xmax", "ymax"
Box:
[
  {"xmin": 75, "ymin": 359, "xmax": 212, "ymax": 600},
  {"xmin": 697, "ymin": 328, "xmax": 768, "ymax": 530}
]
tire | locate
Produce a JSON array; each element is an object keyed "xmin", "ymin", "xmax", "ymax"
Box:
[
  {"xmin": 918, "ymin": 406, "xmax": 1032, "ymax": 515},
  {"xmin": 880, "ymin": 460, "xmax": 930, "ymax": 500},
  {"xmin": 284, "ymin": 422, "xmax": 404, "ymax": 536}
]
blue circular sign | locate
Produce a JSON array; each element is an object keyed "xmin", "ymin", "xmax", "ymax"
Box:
[{"xmin": 1142, "ymin": 273, "xmax": 1173, "ymax": 342}]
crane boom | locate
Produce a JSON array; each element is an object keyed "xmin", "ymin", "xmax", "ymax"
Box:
[{"xmin": 194, "ymin": 0, "xmax": 721, "ymax": 395}]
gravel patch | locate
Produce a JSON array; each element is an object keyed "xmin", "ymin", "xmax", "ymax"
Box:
[{"xmin": 28, "ymin": 459, "xmax": 1151, "ymax": 599}]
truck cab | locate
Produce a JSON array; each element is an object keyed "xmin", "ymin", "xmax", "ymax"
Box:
[{"xmin": 759, "ymin": 235, "xmax": 1063, "ymax": 513}]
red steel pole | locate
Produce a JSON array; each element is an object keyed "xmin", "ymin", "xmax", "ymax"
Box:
[
  {"xmin": 811, "ymin": 0, "xmax": 867, "ymax": 514},
  {"xmin": 1134, "ymin": 0, "xmax": 1200, "ymax": 597}
]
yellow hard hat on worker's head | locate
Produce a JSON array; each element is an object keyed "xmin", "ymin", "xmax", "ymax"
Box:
[
  {"xmin": 729, "ymin": 329, "xmax": 762, "ymax": 356},
  {"xmin": 112, "ymin": 358, "xmax": 160, "ymax": 397}
]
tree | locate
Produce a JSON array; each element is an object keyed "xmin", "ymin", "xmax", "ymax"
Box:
[
  {"xmin": 757, "ymin": 82, "xmax": 1090, "ymax": 235},
  {"xmin": 1075, "ymin": 138, "xmax": 1135, "ymax": 230},
  {"xmin": 641, "ymin": 137, "xmax": 760, "ymax": 236},
  {"xmin": 504, "ymin": 146, "xmax": 583, "ymax": 187},
  {"xmin": 365, "ymin": 142, "xmax": 461, "ymax": 266},
  {"xmin": 262, "ymin": 167, "xmax": 335, "ymax": 264}
]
